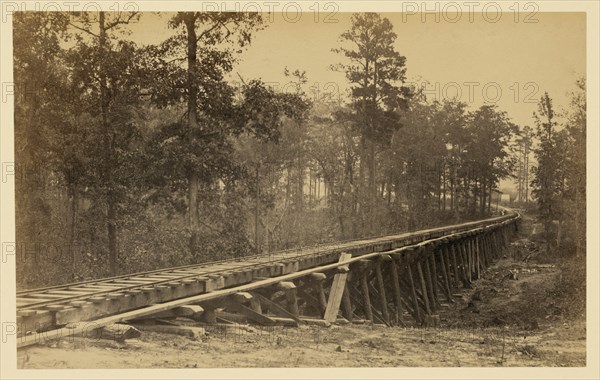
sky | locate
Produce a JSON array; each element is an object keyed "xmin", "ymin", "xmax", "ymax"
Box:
[{"xmin": 125, "ymin": 12, "xmax": 586, "ymax": 128}]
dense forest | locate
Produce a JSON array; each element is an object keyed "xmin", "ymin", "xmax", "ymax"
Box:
[{"xmin": 13, "ymin": 12, "xmax": 586, "ymax": 289}]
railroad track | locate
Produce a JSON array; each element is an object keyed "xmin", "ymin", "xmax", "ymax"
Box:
[{"xmin": 16, "ymin": 211, "xmax": 520, "ymax": 347}]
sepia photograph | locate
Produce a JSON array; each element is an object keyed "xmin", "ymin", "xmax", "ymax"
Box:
[{"xmin": 0, "ymin": 1, "xmax": 598, "ymax": 378}]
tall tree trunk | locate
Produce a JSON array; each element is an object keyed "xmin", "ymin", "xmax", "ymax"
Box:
[
  {"xmin": 296, "ymin": 158, "xmax": 304, "ymax": 212},
  {"xmin": 99, "ymin": 12, "xmax": 119, "ymax": 275},
  {"xmin": 442, "ymin": 162, "xmax": 447, "ymax": 211},
  {"xmin": 437, "ymin": 164, "xmax": 442, "ymax": 211},
  {"xmin": 184, "ymin": 14, "xmax": 200, "ymax": 256},
  {"xmin": 487, "ymin": 182, "xmax": 492, "ymax": 214},
  {"xmin": 285, "ymin": 166, "xmax": 291, "ymax": 209},
  {"xmin": 450, "ymin": 163, "xmax": 455, "ymax": 211},
  {"xmin": 68, "ymin": 186, "xmax": 79, "ymax": 280},
  {"xmin": 255, "ymin": 163, "xmax": 261, "ymax": 254},
  {"xmin": 358, "ymin": 135, "xmax": 366, "ymax": 233},
  {"xmin": 387, "ymin": 172, "xmax": 392, "ymax": 206},
  {"xmin": 480, "ymin": 177, "xmax": 487, "ymax": 215},
  {"xmin": 524, "ymin": 143, "xmax": 530, "ymax": 203},
  {"xmin": 575, "ymin": 186, "xmax": 582, "ymax": 256},
  {"xmin": 308, "ymin": 169, "xmax": 313, "ymax": 208}
]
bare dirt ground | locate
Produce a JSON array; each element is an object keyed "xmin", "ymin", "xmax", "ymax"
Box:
[{"xmin": 18, "ymin": 212, "xmax": 586, "ymax": 368}]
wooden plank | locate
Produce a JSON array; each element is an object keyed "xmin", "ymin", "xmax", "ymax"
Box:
[
  {"xmin": 110, "ymin": 279, "xmax": 156, "ymax": 285},
  {"xmin": 74, "ymin": 285, "xmax": 124, "ymax": 291},
  {"xmin": 43, "ymin": 290, "xmax": 97, "ymax": 297},
  {"xmin": 23, "ymin": 294, "xmax": 67, "ymax": 300},
  {"xmin": 17, "ymin": 298, "xmax": 48, "ymax": 306},
  {"xmin": 17, "ymin": 310, "xmax": 38, "ymax": 317},
  {"xmin": 138, "ymin": 275, "xmax": 182, "ymax": 280},
  {"xmin": 323, "ymin": 253, "xmax": 352, "ymax": 323}
]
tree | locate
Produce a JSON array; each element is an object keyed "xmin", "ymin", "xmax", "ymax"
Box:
[
  {"xmin": 466, "ymin": 105, "xmax": 516, "ymax": 215},
  {"xmin": 565, "ymin": 78, "xmax": 586, "ymax": 256},
  {"xmin": 514, "ymin": 126, "xmax": 533, "ymax": 203},
  {"xmin": 13, "ymin": 12, "xmax": 72, "ymax": 285},
  {"xmin": 435, "ymin": 99, "xmax": 469, "ymax": 217},
  {"xmin": 332, "ymin": 12, "xmax": 410, "ymax": 234},
  {"xmin": 532, "ymin": 92, "xmax": 568, "ymax": 252},
  {"xmin": 144, "ymin": 12, "xmax": 264, "ymax": 256},
  {"xmin": 390, "ymin": 91, "xmax": 445, "ymax": 229},
  {"xmin": 66, "ymin": 11, "xmax": 143, "ymax": 275},
  {"xmin": 143, "ymin": 14, "xmax": 311, "ymax": 258},
  {"xmin": 308, "ymin": 103, "xmax": 358, "ymax": 239}
]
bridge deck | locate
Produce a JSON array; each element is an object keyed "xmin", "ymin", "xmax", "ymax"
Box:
[{"xmin": 16, "ymin": 212, "xmax": 519, "ymax": 347}]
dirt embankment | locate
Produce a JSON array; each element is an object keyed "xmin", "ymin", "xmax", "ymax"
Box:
[{"xmin": 18, "ymin": 213, "xmax": 586, "ymax": 368}]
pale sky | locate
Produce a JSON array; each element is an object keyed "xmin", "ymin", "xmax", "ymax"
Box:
[{"xmin": 125, "ymin": 12, "xmax": 585, "ymax": 127}]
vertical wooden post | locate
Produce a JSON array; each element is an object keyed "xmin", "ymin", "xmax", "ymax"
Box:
[
  {"xmin": 464, "ymin": 238, "xmax": 472, "ymax": 284},
  {"xmin": 429, "ymin": 249, "xmax": 440, "ymax": 305},
  {"xmin": 308, "ymin": 273, "xmax": 328, "ymax": 317},
  {"xmin": 476, "ymin": 236, "xmax": 483, "ymax": 276},
  {"xmin": 479, "ymin": 234, "xmax": 489, "ymax": 268},
  {"xmin": 458, "ymin": 239, "xmax": 468, "ymax": 286},
  {"xmin": 439, "ymin": 246, "xmax": 453, "ymax": 302},
  {"xmin": 416, "ymin": 260, "xmax": 432, "ymax": 314},
  {"xmin": 389, "ymin": 256, "xmax": 404, "ymax": 323},
  {"xmin": 442, "ymin": 245, "xmax": 455, "ymax": 293},
  {"xmin": 374, "ymin": 259, "xmax": 390, "ymax": 324},
  {"xmin": 483, "ymin": 233, "xmax": 490, "ymax": 262},
  {"xmin": 278, "ymin": 282, "xmax": 299, "ymax": 316},
  {"xmin": 360, "ymin": 274, "xmax": 373, "ymax": 322},
  {"xmin": 406, "ymin": 261, "xmax": 422, "ymax": 323},
  {"xmin": 423, "ymin": 257, "xmax": 437, "ymax": 311},
  {"xmin": 451, "ymin": 244, "xmax": 460, "ymax": 288},
  {"xmin": 494, "ymin": 230, "xmax": 500, "ymax": 257},
  {"xmin": 490, "ymin": 233, "xmax": 496, "ymax": 259},
  {"xmin": 341, "ymin": 287, "xmax": 353, "ymax": 321},
  {"xmin": 464, "ymin": 239, "xmax": 472, "ymax": 283},
  {"xmin": 473, "ymin": 237, "xmax": 479, "ymax": 275},
  {"xmin": 501, "ymin": 226, "xmax": 509, "ymax": 248}
]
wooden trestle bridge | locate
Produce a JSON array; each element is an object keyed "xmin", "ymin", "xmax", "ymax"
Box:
[{"xmin": 16, "ymin": 211, "xmax": 520, "ymax": 348}]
